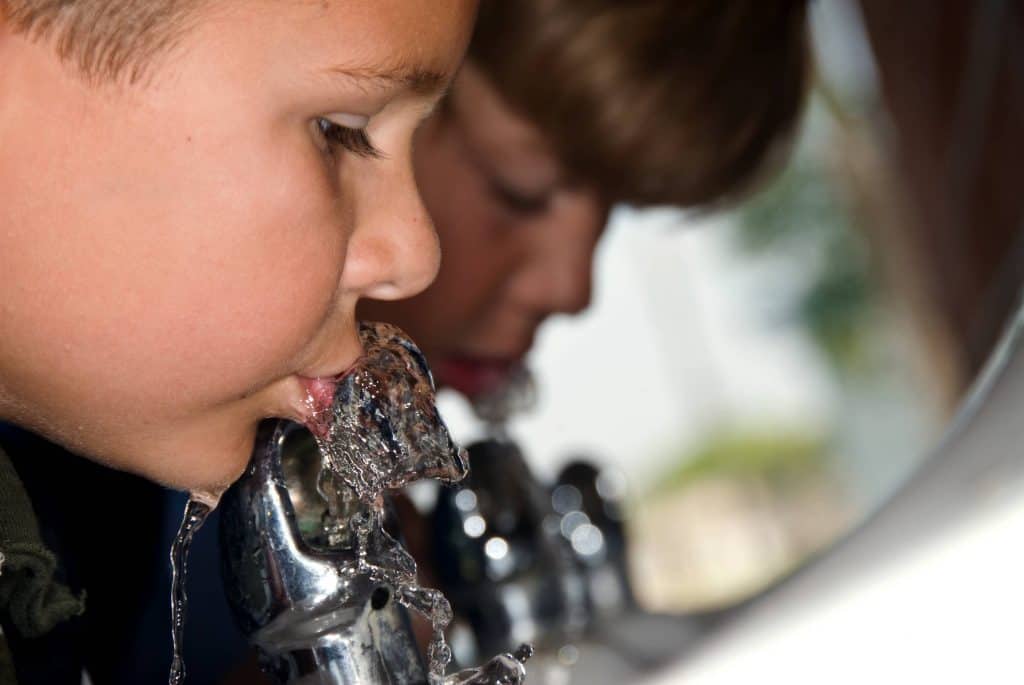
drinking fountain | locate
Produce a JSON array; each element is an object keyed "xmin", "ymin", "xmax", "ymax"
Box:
[{"xmin": 219, "ymin": 419, "xmax": 429, "ymax": 685}]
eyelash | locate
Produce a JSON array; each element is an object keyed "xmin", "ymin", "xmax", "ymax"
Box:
[
  {"xmin": 315, "ymin": 117, "xmax": 382, "ymax": 159},
  {"xmin": 490, "ymin": 179, "xmax": 552, "ymax": 216}
]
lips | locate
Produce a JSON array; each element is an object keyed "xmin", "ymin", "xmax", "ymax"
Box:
[
  {"xmin": 297, "ymin": 373, "xmax": 349, "ymax": 437},
  {"xmin": 433, "ymin": 356, "xmax": 520, "ymax": 398},
  {"xmin": 295, "ymin": 344, "xmax": 366, "ymax": 430},
  {"xmin": 299, "ymin": 374, "xmax": 341, "ymax": 412}
]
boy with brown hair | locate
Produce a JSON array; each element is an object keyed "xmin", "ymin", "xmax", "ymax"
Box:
[{"xmin": 365, "ymin": 0, "xmax": 811, "ymax": 404}]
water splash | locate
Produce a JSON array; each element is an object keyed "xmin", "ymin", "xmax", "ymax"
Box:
[
  {"xmin": 307, "ymin": 321, "xmax": 468, "ymax": 500},
  {"xmin": 470, "ymin": 363, "xmax": 537, "ymax": 430},
  {"xmin": 445, "ymin": 644, "xmax": 534, "ymax": 685},
  {"xmin": 167, "ymin": 497, "xmax": 211, "ymax": 685},
  {"xmin": 333, "ymin": 488, "xmax": 531, "ymax": 685},
  {"xmin": 318, "ymin": 456, "xmax": 458, "ymax": 680},
  {"xmin": 310, "ymin": 321, "xmax": 529, "ymax": 684}
]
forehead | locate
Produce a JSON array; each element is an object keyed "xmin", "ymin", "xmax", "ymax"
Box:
[
  {"xmin": 315, "ymin": 0, "xmax": 475, "ymax": 71},
  {"xmin": 450, "ymin": 63, "xmax": 561, "ymax": 174},
  {"xmin": 191, "ymin": 0, "xmax": 476, "ymax": 81}
]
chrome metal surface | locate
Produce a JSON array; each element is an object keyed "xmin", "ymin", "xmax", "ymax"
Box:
[
  {"xmin": 431, "ymin": 440, "xmax": 710, "ymax": 682},
  {"xmin": 219, "ymin": 419, "xmax": 427, "ymax": 685},
  {"xmin": 553, "ymin": 461, "xmax": 634, "ymax": 619},
  {"xmin": 432, "ymin": 439, "xmax": 588, "ymax": 657}
]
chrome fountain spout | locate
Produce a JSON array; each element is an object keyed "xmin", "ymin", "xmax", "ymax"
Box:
[
  {"xmin": 432, "ymin": 439, "xmax": 589, "ymax": 659},
  {"xmin": 219, "ymin": 322, "xmax": 531, "ymax": 685},
  {"xmin": 219, "ymin": 419, "xmax": 428, "ymax": 685}
]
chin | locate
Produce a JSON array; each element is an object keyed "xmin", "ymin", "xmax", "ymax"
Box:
[
  {"xmin": 172, "ymin": 433, "xmax": 256, "ymax": 502},
  {"xmin": 4, "ymin": 394, "xmax": 265, "ymax": 502},
  {"xmin": 91, "ymin": 421, "xmax": 259, "ymax": 504}
]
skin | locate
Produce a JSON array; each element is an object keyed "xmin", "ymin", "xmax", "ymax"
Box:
[
  {"xmin": 0, "ymin": 0, "xmax": 478, "ymax": 499},
  {"xmin": 361, "ymin": 63, "xmax": 610, "ymax": 398}
]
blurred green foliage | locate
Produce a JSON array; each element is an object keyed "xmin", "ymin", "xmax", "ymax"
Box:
[
  {"xmin": 651, "ymin": 429, "xmax": 828, "ymax": 499},
  {"xmin": 652, "ymin": 102, "xmax": 877, "ymax": 498},
  {"xmin": 735, "ymin": 156, "xmax": 876, "ymax": 372}
]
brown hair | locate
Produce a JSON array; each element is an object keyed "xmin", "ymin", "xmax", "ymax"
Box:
[
  {"xmin": 0, "ymin": 0, "xmax": 197, "ymax": 83},
  {"xmin": 469, "ymin": 0, "xmax": 811, "ymax": 208}
]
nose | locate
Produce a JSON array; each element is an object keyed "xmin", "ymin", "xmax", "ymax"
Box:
[
  {"xmin": 542, "ymin": 245, "xmax": 593, "ymax": 317},
  {"xmin": 341, "ymin": 155, "xmax": 441, "ymax": 302},
  {"xmin": 557, "ymin": 237, "xmax": 595, "ymax": 317},
  {"xmin": 517, "ymin": 191, "xmax": 607, "ymax": 317}
]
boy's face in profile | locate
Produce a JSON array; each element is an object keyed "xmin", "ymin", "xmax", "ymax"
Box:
[
  {"xmin": 362, "ymin": 64, "xmax": 609, "ymax": 399},
  {"xmin": 0, "ymin": 0, "xmax": 476, "ymax": 497}
]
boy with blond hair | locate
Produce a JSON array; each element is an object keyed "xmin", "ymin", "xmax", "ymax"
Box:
[{"xmin": 0, "ymin": 1, "xmax": 477, "ymax": 682}]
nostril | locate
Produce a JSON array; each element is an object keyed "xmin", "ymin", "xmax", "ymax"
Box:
[
  {"xmin": 370, "ymin": 586, "xmax": 390, "ymax": 610},
  {"xmin": 344, "ymin": 211, "xmax": 440, "ymax": 302}
]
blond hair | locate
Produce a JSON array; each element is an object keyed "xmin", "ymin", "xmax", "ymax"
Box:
[{"xmin": 1, "ymin": 0, "xmax": 197, "ymax": 83}]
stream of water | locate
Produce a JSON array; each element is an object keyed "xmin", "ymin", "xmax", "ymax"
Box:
[{"xmin": 167, "ymin": 497, "xmax": 211, "ymax": 685}]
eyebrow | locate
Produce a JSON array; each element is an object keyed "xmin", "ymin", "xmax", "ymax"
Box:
[{"xmin": 323, "ymin": 63, "xmax": 449, "ymax": 97}]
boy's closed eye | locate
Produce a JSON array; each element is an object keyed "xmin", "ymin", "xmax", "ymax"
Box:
[
  {"xmin": 488, "ymin": 176, "xmax": 554, "ymax": 217},
  {"xmin": 314, "ymin": 116, "xmax": 383, "ymax": 159}
]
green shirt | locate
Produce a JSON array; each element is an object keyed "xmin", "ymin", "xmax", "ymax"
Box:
[{"xmin": 0, "ymin": 445, "xmax": 86, "ymax": 685}]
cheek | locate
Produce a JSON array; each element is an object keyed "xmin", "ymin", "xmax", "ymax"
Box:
[
  {"xmin": 141, "ymin": 143, "xmax": 349, "ymax": 395},
  {"xmin": 5, "ymin": 116, "xmax": 348, "ymax": 413}
]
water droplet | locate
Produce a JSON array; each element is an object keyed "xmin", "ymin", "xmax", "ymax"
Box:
[
  {"xmin": 484, "ymin": 536, "xmax": 509, "ymax": 560},
  {"xmin": 551, "ymin": 484, "xmax": 583, "ymax": 514},
  {"xmin": 570, "ymin": 524, "xmax": 605, "ymax": 557},
  {"xmin": 462, "ymin": 514, "xmax": 486, "ymax": 538}
]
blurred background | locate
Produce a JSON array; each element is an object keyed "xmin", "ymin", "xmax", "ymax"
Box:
[{"xmin": 437, "ymin": 0, "xmax": 1023, "ymax": 618}]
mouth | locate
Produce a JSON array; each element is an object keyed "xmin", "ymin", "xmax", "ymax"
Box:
[
  {"xmin": 433, "ymin": 355, "xmax": 523, "ymax": 398},
  {"xmin": 290, "ymin": 349, "xmax": 367, "ymax": 430},
  {"xmin": 298, "ymin": 373, "xmax": 350, "ymax": 422},
  {"xmin": 295, "ymin": 363, "xmax": 372, "ymax": 440},
  {"xmin": 293, "ymin": 321, "xmax": 469, "ymax": 495}
]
